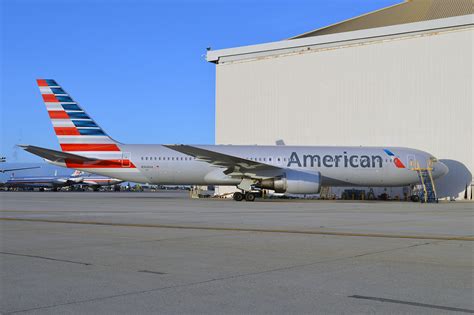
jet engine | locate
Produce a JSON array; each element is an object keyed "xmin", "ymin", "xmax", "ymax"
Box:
[{"xmin": 259, "ymin": 170, "xmax": 321, "ymax": 194}]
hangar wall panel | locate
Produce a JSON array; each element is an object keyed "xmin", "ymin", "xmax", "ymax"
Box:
[{"xmin": 215, "ymin": 28, "xmax": 473, "ymax": 187}]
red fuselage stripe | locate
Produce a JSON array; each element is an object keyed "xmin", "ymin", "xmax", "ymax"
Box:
[{"xmin": 65, "ymin": 159, "xmax": 135, "ymax": 168}]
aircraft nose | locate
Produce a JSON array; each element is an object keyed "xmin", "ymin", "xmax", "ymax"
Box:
[{"xmin": 434, "ymin": 161, "xmax": 449, "ymax": 178}]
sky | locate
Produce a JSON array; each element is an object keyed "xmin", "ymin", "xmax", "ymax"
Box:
[{"xmin": 1, "ymin": 0, "xmax": 401, "ymax": 162}]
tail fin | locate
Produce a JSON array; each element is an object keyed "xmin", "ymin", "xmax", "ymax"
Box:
[
  {"xmin": 36, "ymin": 79, "xmax": 120, "ymax": 154},
  {"xmin": 71, "ymin": 170, "xmax": 84, "ymax": 177}
]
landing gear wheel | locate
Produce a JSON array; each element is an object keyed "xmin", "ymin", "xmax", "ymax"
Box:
[
  {"xmin": 233, "ymin": 192, "xmax": 244, "ymax": 201},
  {"xmin": 245, "ymin": 193, "xmax": 256, "ymax": 202}
]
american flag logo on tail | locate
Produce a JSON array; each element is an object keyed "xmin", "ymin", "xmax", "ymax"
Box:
[{"xmin": 37, "ymin": 79, "xmax": 135, "ymax": 169}]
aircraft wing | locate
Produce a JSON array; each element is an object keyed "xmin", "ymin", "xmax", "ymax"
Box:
[
  {"xmin": 164, "ymin": 145, "xmax": 282, "ymax": 176},
  {"xmin": 19, "ymin": 145, "xmax": 97, "ymax": 163}
]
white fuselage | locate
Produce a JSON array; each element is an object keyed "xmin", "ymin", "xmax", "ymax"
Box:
[{"xmin": 52, "ymin": 144, "xmax": 448, "ymax": 188}]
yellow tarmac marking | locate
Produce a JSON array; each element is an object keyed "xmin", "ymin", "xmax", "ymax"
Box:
[{"xmin": 1, "ymin": 217, "xmax": 473, "ymax": 241}]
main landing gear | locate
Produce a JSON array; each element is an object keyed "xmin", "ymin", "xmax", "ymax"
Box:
[
  {"xmin": 234, "ymin": 178, "xmax": 258, "ymax": 201},
  {"xmin": 233, "ymin": 191, "xmax": 256, "ymax": 202}
]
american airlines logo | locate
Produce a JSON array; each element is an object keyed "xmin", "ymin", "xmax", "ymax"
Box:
[
  {"xmin": 383, "ymin": 149, "xmax": 405, "ymax": 168},
  {"xmin": 287, "ymin": 152, "xmax": 384, "ymax": 168}
]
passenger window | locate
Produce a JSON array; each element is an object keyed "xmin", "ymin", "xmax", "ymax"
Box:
[{"xmin": 145, "ymin": 157, "xmax": 148, "ymax": 160}]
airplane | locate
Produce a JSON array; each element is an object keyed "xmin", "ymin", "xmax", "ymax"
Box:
[
  {"xmin": 3, "ymin": 169, "xmax": 123, "ymax": 191},
  {"xmin": 20, "ymin": 79, "xmax": 449, "ymax": 201},
  {"xmin": 4, "ymin": 169, "xmax": 83, "ymax": 190},
  {"xmin": 72, "ymin": 171, "xmax": 124, "ymax": 191}
]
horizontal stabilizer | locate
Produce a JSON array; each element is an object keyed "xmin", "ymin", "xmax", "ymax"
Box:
[{"xmin": 18, "ymin": 145, "xmax": 97, "ymax": 163}]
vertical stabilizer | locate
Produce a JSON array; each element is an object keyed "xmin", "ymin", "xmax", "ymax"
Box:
[{"xmin": 36, "ymin": 79, "xmax": 132, "ymax": 169}]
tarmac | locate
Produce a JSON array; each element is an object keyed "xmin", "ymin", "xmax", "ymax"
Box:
[{"xmin": 0, "ymin": 191, "xmax": 473, "ymax": 314}]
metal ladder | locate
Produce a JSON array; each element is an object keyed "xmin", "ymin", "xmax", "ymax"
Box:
[
  {"xmin": 319, "ymin": 186, "xmax": 331, "ymax": 199},
  {"xmin": 411, "ymin": 160, "xmax": 438, "ymax": 203}
]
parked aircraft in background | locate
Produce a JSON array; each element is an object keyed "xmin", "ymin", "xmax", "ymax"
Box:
[
  {"xmin": 4, "ymin": 170, "xmax": 81, "ymax": 190},
  {"xmin": 3, "ymin": 170, "xmax": 122, "ymax": 191},
  {"xmin": 73, "ymin": 171, "xmax": 124, "ymax": 191},
  {"xmin": 21, "ymin": 79, "xmax": 449, "ymax": 201}
]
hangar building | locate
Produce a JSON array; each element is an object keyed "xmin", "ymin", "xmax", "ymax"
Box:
[{"xmin": 207, "ymin": 0, "xmax": 473, "ymax": 199}]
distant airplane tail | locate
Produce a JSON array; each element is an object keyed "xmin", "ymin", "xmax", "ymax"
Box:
[
  {"xmin": 35, "ymin": 79, "xmax": 133, "ymax": 169},
  {"xmin": 71, "ymin": 170, "xmax": 84, "ymax": 177}
]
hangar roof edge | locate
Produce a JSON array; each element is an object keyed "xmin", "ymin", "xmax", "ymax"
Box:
[
  {"xmin": 291, "ymin": 0, "xmax": 474, "ymax": 39},
  {"xmin": 206, "ymin": 14, "xmax": 473, "ymax": 64}
]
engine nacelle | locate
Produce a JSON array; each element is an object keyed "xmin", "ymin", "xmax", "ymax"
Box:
[{"xmin": 259, "ymin": 170, "xmax": 321, "ymax": 194}]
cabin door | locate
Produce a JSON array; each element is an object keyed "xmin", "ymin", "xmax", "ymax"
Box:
[{"xmin": 406, "ymin": 154, "xmax": 416, "ymax": 169}]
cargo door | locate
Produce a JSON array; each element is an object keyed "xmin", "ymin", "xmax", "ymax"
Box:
[{"xmin": 122, "ymin": 152, "xmax": 131, "ymax": 168}]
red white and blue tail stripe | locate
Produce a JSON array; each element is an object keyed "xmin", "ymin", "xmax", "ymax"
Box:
[{"xmin": 37, "ymin": 79, "xmax": 134, "ymax": 169}]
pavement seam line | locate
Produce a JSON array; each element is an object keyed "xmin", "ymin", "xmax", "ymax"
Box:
[
  {"xmin": 6, "ymin": 241, "xmax": 436, "ymax": 314},
  {"xmin": 349, "ymin": 295, "xmax": 474, "ymax": 314},
  {"xmin": 0, "ymin": 252, "xmax": 91, "ymax": 266},
  {"xmin": 1, "ymin": 217, "xmax": 472, "ymax": 241}
]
